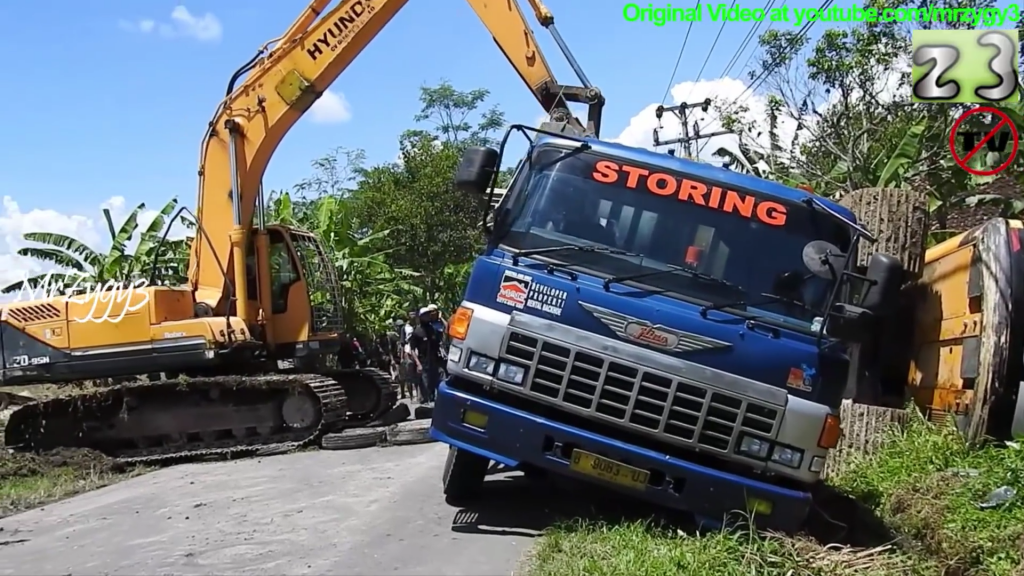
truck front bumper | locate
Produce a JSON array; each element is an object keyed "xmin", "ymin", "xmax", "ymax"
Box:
[{"xmin": 430, "ymin": 382, "xmax": 812, "ymax": 533}]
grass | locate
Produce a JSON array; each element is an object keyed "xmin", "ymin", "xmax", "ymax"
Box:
[
  {"xmin": 0, "ymin": 383, "xmax": 151, "ymax": 518},
  {"xmin": 525, "ymin": 412, "xmax": 1024, "ymax": 576},
  {"xmin": 0, "ymin": 449, "xmax": 152, "ymax": 518}
]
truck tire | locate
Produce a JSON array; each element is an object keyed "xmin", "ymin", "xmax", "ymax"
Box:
[
  {"xmin": 386, "ymin": 420, "xmax": 434, "ymax": 445},
  {"xmin": 442, "ymin": 446, "xmax": 489, "ymax": 502},
  {"xmin": 322, "ymin": 427, "xmax": 386, "ymax": 450},
  {"xmin": 413, "ymin": 405, "xmax": 434, "ymax": 420},
  {"xmin": 369, "ymin": 402, "xmax": 411, "ymax": 427}
]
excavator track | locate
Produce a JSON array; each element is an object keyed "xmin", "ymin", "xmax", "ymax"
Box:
[
  {"xmin": 3, "ymin": 374, "xmax": 347, "ymax": 464},
  {"xmin": 322, "ymin": 367, "xmax": 397, "ymax": 428}
]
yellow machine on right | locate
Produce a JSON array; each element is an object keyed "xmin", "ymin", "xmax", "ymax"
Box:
[{"xmin": 846, "ymin": 203, "xmax": 1024, "ymax": 442}]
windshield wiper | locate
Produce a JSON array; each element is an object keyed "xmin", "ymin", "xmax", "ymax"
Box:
[
  {"xmin": 699, "ymin": 292, "xmax": 816, "ymax": 318},
  {"xmin": 510, "ymin": 244, "xmax": 641, "ymax": 266},
  {"xmin": 603, "ymin": 264, "xmax": 742, "ymax": 292}
]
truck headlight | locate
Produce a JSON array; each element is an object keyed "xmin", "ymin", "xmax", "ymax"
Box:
[
  {"xmin": 467, "ymin": 353, "xmax": 497, "ymax": 375},
  {"xmin": 496, "ymin": 362, "xmax": 526, "ymax": 385},
  {"xmin": 770, "ymin": 445, "xmax": 804, "ymax": 469},
  {"xmin": 448, "ymin": 345, "xmax": 463, "ymax": 364},
  {"xmin": 737, "ymin": 435, "xmax": 770, "ymax": 460}
]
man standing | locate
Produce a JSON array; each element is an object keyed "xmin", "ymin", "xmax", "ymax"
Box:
[
  {"xmin": 409, "ymin": 306, "xmax": 444, "ymax": 404},
  {"xmin": 400, "ymin": 310, "xmax": 419, "ymax": 401}
]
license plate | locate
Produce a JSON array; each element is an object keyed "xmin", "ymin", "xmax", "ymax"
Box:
[{"xmin": 569, "ymin": 450, "xmax": 649, "ymax": 491}]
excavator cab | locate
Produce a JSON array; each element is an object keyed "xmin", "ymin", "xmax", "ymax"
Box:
[{"xmin": 244, "ymin": 225, "xmax": 344, "ymax": 356}]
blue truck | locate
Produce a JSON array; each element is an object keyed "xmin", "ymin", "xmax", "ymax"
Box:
[{"xmin": 428, "ymin": 124, "xmax": 903, "ymax": 532}]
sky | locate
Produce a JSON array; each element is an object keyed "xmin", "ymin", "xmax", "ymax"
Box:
[{"xmin": 0, "ymin": 0, "xmax": 936, "ymax": 290}]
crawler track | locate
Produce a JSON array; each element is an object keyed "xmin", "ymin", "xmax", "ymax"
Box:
[
  {"xmin": 325, "ymin": 367, "xmax": 397, "ymax": 428},
  {"xmin": 3, "ymin": 374, "xmax": 347, "ymax": 464}
]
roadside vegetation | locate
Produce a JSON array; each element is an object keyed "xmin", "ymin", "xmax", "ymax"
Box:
[
  {"xmin": 525, "ymin": 414, "xmax": 1023, "ymax": 576},
  {"xmin": 0, "ymin": 384, "xmax": 152, "ymax": 518}
]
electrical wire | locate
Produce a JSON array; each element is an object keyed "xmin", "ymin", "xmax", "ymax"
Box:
[
  {"xmin": 680, "ymin": 0, "xmax": 738, "ymax": 105},
  {"xmin": 660, "ymin": 0, "xmax": 702, "ymax": 105},
  {"xmin": 694, "ymin": 0, "xmax": 834, "ymax": 157},
  {"xmin": 719, "ymin": 0, "xmax": 775, "ymax": 81}
]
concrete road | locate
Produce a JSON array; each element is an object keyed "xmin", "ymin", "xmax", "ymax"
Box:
[{"xmin": 0, "ymin": 444, "xmax": 567, "ymax": 576}]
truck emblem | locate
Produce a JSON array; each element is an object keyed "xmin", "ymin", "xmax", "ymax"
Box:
[
  {"xmin": 580, "ymin": 302, "xmax": 731, "ymax": 353},
  {"xmin": 624, "ymin": 323, "xmax": 676, "ymax": 349}
]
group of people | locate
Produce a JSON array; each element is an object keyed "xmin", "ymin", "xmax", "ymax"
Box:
[{"xmin": 388, "ymin": 304, "xmax": 448, "ymax": 405}]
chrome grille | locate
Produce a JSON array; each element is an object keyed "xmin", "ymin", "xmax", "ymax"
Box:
[{"xmin": 502, "ymin": 330, "xmax": 781, "ymax": 453}]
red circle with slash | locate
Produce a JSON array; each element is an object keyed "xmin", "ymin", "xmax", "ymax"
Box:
[{"xmin": 949, "ymin": 106, "xmax": 1018, "ymax": 176}]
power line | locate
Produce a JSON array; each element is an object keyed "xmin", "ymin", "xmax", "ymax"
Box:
[
  {"xmin": 680, "ymin": 0, "xmax": 738, "ymax": 105},
  {"xmin": 660, "ymin": 0, "xmax": 702, "ymax": 105},
  {"xmin": 719, "ymin": 0, "xmax": 775, "ymax": 80},
  {"xmin": 694, "ymin": 0, "xmax": 834, "ymax": 157}
]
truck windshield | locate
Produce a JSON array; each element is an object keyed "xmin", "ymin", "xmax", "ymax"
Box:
[{"xmin": 496, "ymin": 146, "xmax": 852, "ymax": 328}]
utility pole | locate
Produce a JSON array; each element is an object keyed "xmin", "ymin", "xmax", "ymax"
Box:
[{"xmin": 653, "ymin": 98, "xmax": 731, "ymax": 159}]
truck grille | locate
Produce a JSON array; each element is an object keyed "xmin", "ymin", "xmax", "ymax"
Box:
[{"xmin": 500, "ymin": 330, "xmax": 781, "ymax": 453}]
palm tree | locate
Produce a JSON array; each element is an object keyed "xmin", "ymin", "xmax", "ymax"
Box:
[{"xmin": 3, "ymin": 198, "xmax": 190, "ymax": 294}]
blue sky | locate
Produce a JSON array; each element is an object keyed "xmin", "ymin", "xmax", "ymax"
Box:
[{"xmin": 0, "ymin": 0, "xmax": 953, "ymax": 286}]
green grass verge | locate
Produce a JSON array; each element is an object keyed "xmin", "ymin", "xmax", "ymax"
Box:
[
  {"xmin": 0, "ymin": 449, "xmax": 151, "ymax": 518},
  {"xmin": 525, "ymin": 413, "xmax": 1023, "ymax": 576}
]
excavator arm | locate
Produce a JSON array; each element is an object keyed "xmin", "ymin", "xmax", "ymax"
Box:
[{"xmin": 189, "ymin": 0, "xmax": 604, "ymax": 319}]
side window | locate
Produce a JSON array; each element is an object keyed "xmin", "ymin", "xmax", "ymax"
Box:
[{"xmin": 268, "ymin": 230, "xmax": 299, "ymax": 314}]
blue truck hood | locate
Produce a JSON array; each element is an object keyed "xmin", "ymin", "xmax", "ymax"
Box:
[{"xmin": 461, "ymin": 252, "xmax": 847, "ymax": 408}]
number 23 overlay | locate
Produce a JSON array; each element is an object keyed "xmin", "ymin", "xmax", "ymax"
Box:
[{"xmin": 912, "ymin": 29, "xmax": 1020, "ymax": 104}]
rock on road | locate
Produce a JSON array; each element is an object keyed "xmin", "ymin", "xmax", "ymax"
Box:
[{"xmin": 0, "ymin": 444, "xmax": 553, "ymax": 576}]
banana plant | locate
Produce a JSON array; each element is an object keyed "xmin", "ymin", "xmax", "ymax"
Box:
[{"xmin": 3, "ymin": 199, "xmax": 188, "ymax": 294}]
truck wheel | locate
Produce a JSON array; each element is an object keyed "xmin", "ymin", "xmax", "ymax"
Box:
[{"xmin": 442, "ymin": 446, "xmax": 489, "ymax": 503}]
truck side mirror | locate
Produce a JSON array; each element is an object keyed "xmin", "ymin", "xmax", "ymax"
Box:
[
  {"xmin": 825, "ymin": 303, "xmax": 875, "ymax": 343},
  {"xmin": 859, "ymin": 253, "xmax": 903, "ymax": 316},
  {"xmin": 454, "ymin": 146, "xmax": 499, "ymax": 195}
]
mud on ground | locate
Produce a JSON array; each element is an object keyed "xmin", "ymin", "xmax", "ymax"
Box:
[{"xmin": 0, "ymin": 381, "xmax": 152, "ymax": 518}]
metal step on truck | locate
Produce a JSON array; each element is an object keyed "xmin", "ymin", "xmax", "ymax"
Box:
[{"xmin": 427, "ymin": 117, "xmax": 907, "ymax": 532}]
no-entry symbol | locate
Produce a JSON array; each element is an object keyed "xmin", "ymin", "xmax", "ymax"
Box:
[{"xmin": 949, "ymin": 106, "xmax": 1019, "ymax": 176}]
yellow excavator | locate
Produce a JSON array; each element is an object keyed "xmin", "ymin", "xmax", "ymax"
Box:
[{"xmin": 2, "ymin": 0, "xmax": 604, "ymax": 461}]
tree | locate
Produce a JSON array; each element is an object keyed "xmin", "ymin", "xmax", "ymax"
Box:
[
  {"xmin": 349, "ymin": 81, "xmax": 504, "ymax": 301},
  {"xmin": 722, "ymin": 0, "xmax": 1024, "ymax": 239}
]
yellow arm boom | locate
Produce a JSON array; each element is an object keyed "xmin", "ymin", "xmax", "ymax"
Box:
[{"xmin": 189, "ymin": 0, "xmax": 603, "ymax": 313}]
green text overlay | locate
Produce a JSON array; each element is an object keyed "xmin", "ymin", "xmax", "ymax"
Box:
[{"xmin": 622, "ymin": 3, "xmax": 1022, "ymax": 26}]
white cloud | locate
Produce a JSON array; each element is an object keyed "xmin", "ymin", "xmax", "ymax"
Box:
[
  {"xmin": 118, "ymin": 6, "xmax": 222, "ymax": 42},
  {"xmin": 310, "ymin": 90, "xmax": 353, "ymax": 124},
  {"xmin": 0, "ymin": 197, "xmax": 190, "ymax": 301}
]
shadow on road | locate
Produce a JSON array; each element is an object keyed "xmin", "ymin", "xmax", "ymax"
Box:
[{"xmin": 449, "ymin": 466, "xmax": 691, "ymax": 538}]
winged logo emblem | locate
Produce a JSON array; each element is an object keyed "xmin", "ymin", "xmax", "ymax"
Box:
[{"xmin": 579, "ymin": 302, "xmax": 731, "ymax": 353}]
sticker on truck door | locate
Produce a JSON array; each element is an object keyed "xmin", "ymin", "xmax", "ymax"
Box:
[
  {"xmin": 786, "ymin": 365, "xmax": 815, "ymax": 392},
  {"xmin": 497, "ymin": 270, "xmax": 532, "ymax": 308},
  {"xmin": 525, "ymin": 283, "xmax": 566, "ymax": 316}
]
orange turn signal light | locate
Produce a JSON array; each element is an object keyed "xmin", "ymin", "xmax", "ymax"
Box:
[
  {"xmin": 448, "ymin": 307, "xmax": 473, "ymax": 341},
  {"xmin": 818, "ymin": 413, "xmax": 842, "ymax": 449}
]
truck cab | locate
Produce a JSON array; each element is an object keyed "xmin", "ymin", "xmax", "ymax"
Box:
[{"xmin": 429, "ymin": 132, "xmax": 901, "ymax": 532}]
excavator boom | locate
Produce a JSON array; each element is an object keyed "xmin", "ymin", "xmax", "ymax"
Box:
[{"xmin": 189, "ymin": 0, "xmax": 603, "ymax": 313}]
